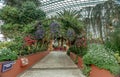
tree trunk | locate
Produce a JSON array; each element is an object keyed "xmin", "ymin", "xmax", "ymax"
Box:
[{"xmin": 48, "ymin": 39, "xmax": 53, "ymax": 51}]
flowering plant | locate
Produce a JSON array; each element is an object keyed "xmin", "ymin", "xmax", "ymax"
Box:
[
  {"xmin": 83, "ymin": 44, "xmax": 120, "ymax": 75},
  {"xmin": 66, "ymin": 28, "xmax": 75, "ymax": 41},
  {"xmin": 35, "ymin": 24, "xmax": 45, "ymax": 40},
  {"xmin": 50, "ymin": 21, "xmax": 60, "ymax": 38},
  {"xmin": 24, "ymin": 35, "xmax": 36, "ymax": 46}
]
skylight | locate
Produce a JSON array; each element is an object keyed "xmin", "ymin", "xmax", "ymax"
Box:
[{"xmin": 40, "ymin": 0, "xmax": 108, "ymax": 17}]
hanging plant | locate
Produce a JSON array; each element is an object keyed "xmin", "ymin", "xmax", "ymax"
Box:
[
  {"xmin": 50, "ymin": 21, "xmax": 60, "ymax": 38},
  {"xmin": 35, "ymin": 24, "xmax": 45, "ymax": 40},
  {"xmin": 66, "ymin": 28, "xmax": 75, "ymax": 41}
]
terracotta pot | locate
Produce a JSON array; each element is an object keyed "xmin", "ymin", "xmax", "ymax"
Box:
[
  {"xmin": 0, "ymin": 51, "xmax": 49, "ymax": 77},
  {"xmin": 77, "ymin": 56, "xmax": 84, "ymax": 68},
  {"xmin": 90, "ymin": 65, "xmax": 114, "ymax": 77},
  {"xmin": 70, "ymin": 52, "xmax": 77, "ymax": 61}
]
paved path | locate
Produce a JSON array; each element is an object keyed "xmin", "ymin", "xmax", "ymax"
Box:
[{"xmin": 18, "ymin": 51, "xmax": 85, "ymax": 77}]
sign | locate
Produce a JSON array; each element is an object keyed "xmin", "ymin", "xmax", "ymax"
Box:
[
  {"xmin": 20, "ymin": 57, "xmax": 29, "ymax": 67},
  {"xmin": 1, "ymin": 61, "xmax": 14, "ymax": 72}
]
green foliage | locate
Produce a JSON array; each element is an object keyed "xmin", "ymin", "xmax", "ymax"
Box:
[
  {"xmin": 105, "ymin": 29, "xmax": 120, "ymax": 55},
  {"xmin": 0, "ymin": 36, "xmax": 47, "ymax": 56},
  {"xmin": 0, "ymin": 42, "xmax": 12, "ymax": 49},
  {"xmin": 0, "ymin": 1, "xmax": 46, "ymax": 24},
  {"xmin": 83, "ymin": 44, "xmax": 120, "ymax": 75},
  {"xmin": 19, "ymin": 1, "xmax": 45, "ymax": 24},
  {"xmin": 67, "ymin": 45, "xmax": 87, "ymax": 57},
  {"xmin": 23, "ymin": 23, "xmax": 36, "ymax": 34},
  {"xmin": 1, "ymin": 22, "xmax": 36, "ymax": 38},
  {"xmin": 0, "ymin": 2, "xmax": 46, "ymax": 57},
  {"xmin": 4, "ymin": 0, "xmax": 41, "ymax": 7},
  {"xmin": 38, "ymin": 44, "xmax": 48, "ymax": 52},
  {"xmin": 8, "ymin": 37, "xmax": 24, "ymax": 54},
  {"xmin": 1, "ymin": 23, "xmax": 23, "ymax": 38},
  {"xmin": 82, "ymin": 65, "xmax": 91, "ymax": 77},
  {"xmin": 0, "ymin": 6, "xmax": 19, "ymax": 23},
  {"xmin": 57, "ymin": 10, "xmax": 84, "ymax": 35},
  {"xmin": 114, "ymin": 53, "xmax": 120, "ymax": 63},
  {"xmin": 0, "ymin": 48, "xmax": 18, "ymax": 62}
]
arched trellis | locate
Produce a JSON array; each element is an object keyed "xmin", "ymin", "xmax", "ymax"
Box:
[{"xmin": 39, "ymin": 10, "xmax": 85, "ymax": 51}]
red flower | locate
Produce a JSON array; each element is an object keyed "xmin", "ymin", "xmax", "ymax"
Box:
[{"xmin": 24, "ymin": 35, "xmax": 37, "ymax": 46}]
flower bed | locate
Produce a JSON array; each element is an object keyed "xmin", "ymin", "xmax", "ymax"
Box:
[
  {"xmin": 69, "ymin": 51, "xmax": 117, "ymax": 77},
  {"xmin": 0, "ymin": 51, "xmax": 49, "ymax": 77}
]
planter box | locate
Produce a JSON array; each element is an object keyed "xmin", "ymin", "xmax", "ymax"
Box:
[
  {"xmin": 77, "ymin": 56, "xmax": 84, "ymax": 68},
  {"xmin": 90, "ymin": 65, "xmax": 114, "ymax": 77},
  {"xmin": 70, "ymin": 52, "xmax": 84, "ymax": 69},
  {"xmin": 69, "ymin": 52, "xmax": 114, "ymax": 77},
  {"xmin": 70, "ymin": 52, "xmax": 77, "ymax": 61},
  {"xmin": 0, "ymin": 51, "xmax": 49, "ymax": 77}
]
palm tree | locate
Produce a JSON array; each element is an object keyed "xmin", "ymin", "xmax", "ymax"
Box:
[
  {"xmin": 57, "ymin": 10, "xmax": 84, "ymax": 35},
  {"xmin": 56, "ymin": 10, "xmax": 85, "ymax": 47}
]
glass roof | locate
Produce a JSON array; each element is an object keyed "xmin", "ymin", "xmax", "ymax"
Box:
[{"xmin": 40, "ymin": 0, "xmax": 108, "ymax": 17}]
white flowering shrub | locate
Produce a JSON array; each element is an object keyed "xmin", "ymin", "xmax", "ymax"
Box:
[{"xmin": 83, "ymin": 44, "xmax": 120, "ymax": 75}]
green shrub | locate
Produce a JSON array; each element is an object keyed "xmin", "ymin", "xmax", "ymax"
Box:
[
  {"xmin": 67, "ymin": 45, "xmax": 87, "ymax": 57},
  {"xmin": 83, "ymin": 44, "xmax": 120, "ymax": 75},
  {"xmin": 1, "ymin": 22, "xmax": 36, "ymax": 38},
  {"xmin": 105, "ymin": 29, "xmax": 120, "ymax": 55},
  {"xmin": 4, "ymin": 0, "xmax": 41, "ymax": 7},
  {"xmin": 19, "ymin": 1, "xmax": 46, "ymax": 24},
  {"xmin": 1, "ymin": 23, "xmax": 23, "ymax": 38},
  {"xmin": 0, "ymin": 48, "xmax": 18, "ymax": 62},
  {"xmin": 0, "ymin": 2, "xmax": 46, "ymax": 24},
  {"xmin": 0, "ymin": 42, "xmax": 12, "ymax": 49},
  {"xmin": 67, "ymin": 45, "xmax": 76, "ymax": 56},
  {"xmin": 0, "ymin": 5, "xmax": 19, "ymax": 23},
  {"xmin": 38, "ymin": 44, "xmax": 48, "ymax": 52},
  {"xmin": 83, "ymin": 65, "xmax": 91, "ymax": 77},
  {"xmin": 114, "ymin": 53, "xmax": 120, "ymax": 63}
]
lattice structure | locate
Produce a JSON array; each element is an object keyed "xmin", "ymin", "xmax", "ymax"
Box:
[{"xmin": 40, "ymin": 0, "xmax": 108, "ymax": 17}]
